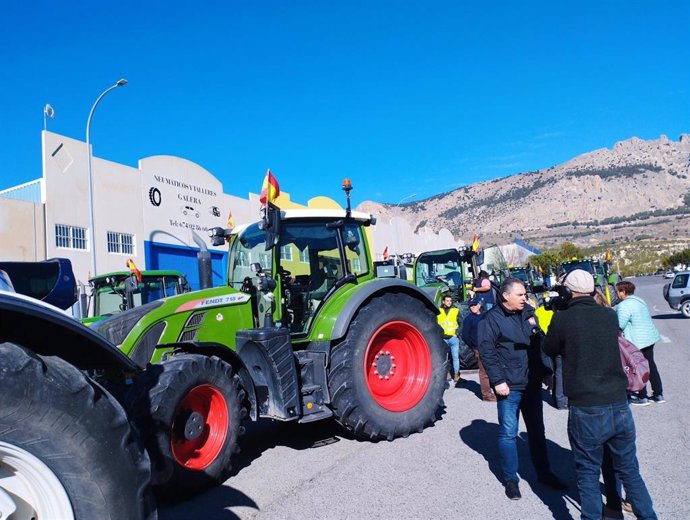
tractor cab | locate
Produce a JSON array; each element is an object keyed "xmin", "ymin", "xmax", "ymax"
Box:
[
  {"xmin": 558, "ymin": 257, "xmax": 621, "ymax": 304},
  {"xmin": 224, "ymin": 209, "xmax": 373, "ymax": 337},
  {"xmin": 84, "ymin": 270, "xmax": 190, "ymax": 325},
  {"xmin": 413, "ymin": 248, "xmax": 467, "ymax": 303},
  {"xmin": 410, "ymin": 242, "xmax": 510, "ymax": 305}
]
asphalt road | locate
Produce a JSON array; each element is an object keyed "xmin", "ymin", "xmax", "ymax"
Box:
[{"xmin": 160, "ymin": 276, "xmax": 689, "ymax": 520}]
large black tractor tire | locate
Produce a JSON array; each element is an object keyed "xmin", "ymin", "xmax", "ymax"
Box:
[
  {"xmin": 328, "ymin": 293, "xmax": 447, "ymax": 441},
  {"xmin": 128, "ymin": 354, "xmax": 243, "ymax": 501},
  {"xmin": 0, "ymin": 342, "xmax": 155, "ymax": 520}
]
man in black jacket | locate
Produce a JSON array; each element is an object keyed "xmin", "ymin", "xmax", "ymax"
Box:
[
  {"xmin": 543, "ymin": 270, "xmax": 656, "ymax": 520},
  {"xmin": 478, "ymin": 277, "xmax": 565, "ymax": 500}
]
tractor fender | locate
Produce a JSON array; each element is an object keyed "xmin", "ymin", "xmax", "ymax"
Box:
[
  {"xmin": 163, "ymin": 341, "xmax": 260, "ymax": 422},
  {"xmin": 0, "ymin": 291, "xmax": 140, "ymax": 372},
  {"xmin": 331, "ymin": 279, "xmax": 439, "ymax": 341}
]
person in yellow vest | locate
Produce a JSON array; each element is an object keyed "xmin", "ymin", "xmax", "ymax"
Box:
[
  {"xmin": 438, "ymin": 295, "xmax": 462, "ymax": 383},
  {"xmin": 535, "ymin": 299, "xmax": 567, "ymax": 410}
]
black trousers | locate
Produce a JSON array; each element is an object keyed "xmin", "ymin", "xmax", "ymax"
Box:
[{"xmin": 637, "ymin": 344, "xmax": 663, "ymax": 398}]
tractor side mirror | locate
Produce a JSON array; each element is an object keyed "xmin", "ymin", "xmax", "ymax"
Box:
[
  {"xmin": 475, "ymin": 250, "xmax": 485, "ymax": 266},
  {"xmin": 258, "ymin": 202, "xmax": 281, "ymax": 251},
  {"xmin": 125, "ymin": 274, "xmax": 140, "ymax": 294},
  {"xmin": 209, "ymin": 227, "xmax": 231, "ymax": 246}
]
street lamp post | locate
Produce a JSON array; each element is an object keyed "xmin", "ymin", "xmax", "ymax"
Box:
[
  {"xmin": 86, "ymin": 79, "xmax": 127, "ymax": 277},
  {"xmin": 395, "ymin": 193, "xmax": 417, "ymax": 207}
]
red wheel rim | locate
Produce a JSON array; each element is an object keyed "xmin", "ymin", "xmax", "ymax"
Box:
[
  {"xmin": 171, "ymin": 384, "xmax": 229, "ymax": 470},
  {"xmin": 364, "ymin": 321, "xmax": 432, "ymax": 412}
]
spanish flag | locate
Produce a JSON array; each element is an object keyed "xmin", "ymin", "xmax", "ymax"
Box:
[
  {"xmin": 227, "ymin": 209, "xmax": 235, "ymax": 230},
  {"xmin": 471, "ymin": 234, "xmax": 480, "ymax": 253},
  {"xmin": 259, "ymin": 169, "xmax": 280, "ymax": 206},
  {"xmin": 382, "ymin": 246, "xmax": 389, "ymax": 260},
  {"xmin": 127, "ymin": 259, "xmax": 142, "ymax": 282}
]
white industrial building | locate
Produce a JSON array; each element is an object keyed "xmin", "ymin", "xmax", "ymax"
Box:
[{"xmin": 0, "ymin": 131, "xmax": 460, "ymax": 290}]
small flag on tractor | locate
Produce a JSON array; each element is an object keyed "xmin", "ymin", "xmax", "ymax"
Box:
[
  {"xmin": 604, "ymin": 250, "xmax": 613, "ymax": 262},
  {"xmin": 259, "ymin": 169, "xmax": 280, "ymax": 206},
  {"xmin": 382, "ymin": 246, "xmax": 389, "ymax": 260},
  {"xmin": 227, "ymin": 209, "xmax": 235, "ymax": 230},
  {"xmin": 471, "ymin": 234, "xmax": 480, "ymax": 252},
  {"xmin": 127, "ymin": 259, "xmax": 142, "ymax": 282}
]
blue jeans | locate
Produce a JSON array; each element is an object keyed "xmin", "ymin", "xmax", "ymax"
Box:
[
  {"xmin": 445, "ymin": 336, "xmax": 460, "ymax": 374},
  {"xmin": 496, "ymin": 385, "xmax": 550, "ymax": 483},
  {"xmin": 568, "ymin": 400, "xmax": 656, "ymax": 520}
]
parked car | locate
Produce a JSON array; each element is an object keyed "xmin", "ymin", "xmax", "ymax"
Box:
[
  {"xmin": 664, "ymin": 271, "xmax": 675, "ymax": 279},
  {"xmin": 663, "ymin": 271, "xmax": 690, "ymax": 318}
]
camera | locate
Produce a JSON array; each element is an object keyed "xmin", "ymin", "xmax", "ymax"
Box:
[{"xmin": 542, "ymin": 286, "xmax": 570, "ymax": 312}]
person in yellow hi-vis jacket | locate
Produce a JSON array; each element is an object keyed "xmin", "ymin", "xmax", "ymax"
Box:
[
  {"xmin": 536, "ymin": 298, "xmax": 567, "ymax": 409},
  {"xmin": 437, "ymin": 295, "xmax": 462, "ymax": 383}
]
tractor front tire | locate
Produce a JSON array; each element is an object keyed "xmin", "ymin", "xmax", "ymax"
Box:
[
  {"xmin": 0, "ymin": 343, "xmax": 155, "ymax": 520},
  {"xmin": 129, "ymin": 354, "xmax": 243, "ymax": 500},
  {"xmin": 328, "ymin": 293, "xmax": 446, "ymax": 441}
]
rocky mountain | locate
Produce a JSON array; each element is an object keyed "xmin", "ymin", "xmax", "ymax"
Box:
[{"xmin": 357, "ymin": 134, "xmax": 690, "ymax": 250}]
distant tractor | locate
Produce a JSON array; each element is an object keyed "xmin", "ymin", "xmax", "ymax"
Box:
[
  {"xmin": 508, "ymin": 265, "xmax": 546, "ymax": 294},
  {"xmin": 410, "ymin": 243, "xmax": 509, "ymax": 305},
  {"xmin": 90, "ymin": 180, "xmax": 447, "ymax": 498},
  {"xmin": 83, "ymin": 267, "xmax": 190, "ymax": 325},
  {"xmin": 559, "ymin": 257, "xmax": 622, "ymax": 304}
]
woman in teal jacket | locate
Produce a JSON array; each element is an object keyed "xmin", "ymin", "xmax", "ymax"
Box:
[{"xmin": 615, "ymin": 280, "xmax": 664, "ymax": 405}]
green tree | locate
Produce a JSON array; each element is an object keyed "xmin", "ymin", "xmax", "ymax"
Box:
[
  {"xmin": 559, "ymin": 241, "xmax": 584, "ymax": 260},
  {"xmin": 530, "ymin": 251, "xmax": 561, "ymax": 273},
  {"xmin": 664, "ymin": 248, "xmax": 690, "ymax": 268}
]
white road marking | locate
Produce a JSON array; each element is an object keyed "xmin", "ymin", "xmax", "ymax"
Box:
[{"xmin": 661, "ymin": 335, "xmax": 671, "ymax": 344}]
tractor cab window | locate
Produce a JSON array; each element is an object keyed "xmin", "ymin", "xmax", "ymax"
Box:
[
  {"xmin": 94, "ymin": 283, "xmax": 124, "ymax": 315},
  {"xmin": 342, "ymin": 222, "xmax": 368, "ymax": 277},
  {"xmin": 278, "ymin": 222, "xmax": 343, "ymax": 335},
  {"xmin": 228, "ymin": 223, "xmax": 272, "ymax": 292},
  {"xmin": 414, "ymin": 249, "xmax": 464, "ymax": 301}
]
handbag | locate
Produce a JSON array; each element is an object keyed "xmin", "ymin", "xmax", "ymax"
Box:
[{"xmin": 618, "ymin": 333, "xmax": 650, "ymax": 392}]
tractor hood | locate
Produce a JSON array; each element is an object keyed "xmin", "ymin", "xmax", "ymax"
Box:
[{"xmin": 92, "ymin": 286, "xmax": 251, "ymax": 347}]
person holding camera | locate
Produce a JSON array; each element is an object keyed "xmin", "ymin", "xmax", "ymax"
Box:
[
  {"xmin": 542, "ymin": 270, "xmax": 656, "ymax": 520},
  {"xmin": 478, "ymin": 277, "xmax": 565, "ymax": 500}
]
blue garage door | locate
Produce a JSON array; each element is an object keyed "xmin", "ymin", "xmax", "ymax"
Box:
[{"xmin": 145, "ymin": 242, "xmax": 227, "ymax": 291}]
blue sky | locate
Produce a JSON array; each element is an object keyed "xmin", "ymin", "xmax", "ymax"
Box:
[{"xmin": 1, "ymin": 1, "xmax": 689, "ymax": 205}]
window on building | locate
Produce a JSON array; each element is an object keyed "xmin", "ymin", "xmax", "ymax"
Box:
[
  {"xmin": 280, "ymin": 245, "xmax": 293, "ymax": 262},
  {"xmin": 107, "ymin": 231, "xmax": 135, "ymax": 255},
  {"xmin": 352, "ymin": 257, "xmax": 361, "ymax": 271},
  {"xmin": 55, "ymin": 224, "xmax": 87, "ymax": 250},
  {"xmin": 299, "ymin": 248, "xmax": 309, "ymax": 263},
  {"xmin": 259, "ymin": 253, "xmax": 271, "ymax": 270}
]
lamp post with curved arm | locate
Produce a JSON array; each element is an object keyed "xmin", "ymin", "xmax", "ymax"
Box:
[
  {"xmin": 86, "ymin": 79, "xmax": 127, "ymax": 277},
  {"xmin": 395, "ymin": 193, "xmax": 417, "ymax": 207}
]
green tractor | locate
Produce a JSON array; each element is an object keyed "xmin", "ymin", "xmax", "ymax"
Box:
[
  {"xmin": 410, "ymin": 243, "xmax": 509, "ymax": 305},
  {"xmin": 508, "ymin": 265, "xmax": 546, "ymax": 294},
  {"xmin": 82, "ymin": 268, "xmax": 190, "ymax": 325},
  {"xmin": 91, "ymin": 182, "xmax": 447, "ymax": 498},
  {"xmin": 559, "ymin": 257, "xmax": 622, "ymax": 304}
]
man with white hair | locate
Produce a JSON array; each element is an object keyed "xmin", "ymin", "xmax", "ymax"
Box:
[{"xmin": 543, "ymin": 269, "xmax": 657, "ymax": 520}]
